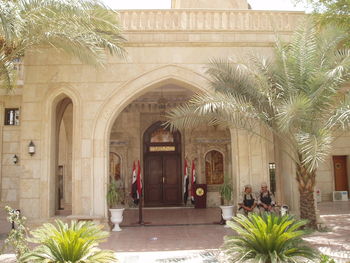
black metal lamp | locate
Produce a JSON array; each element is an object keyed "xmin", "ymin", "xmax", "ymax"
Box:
[
  {"xmin": 13, "ymin": 155, "xmax": 18, "ymax": 164},
  {"xmin": 28, "ymin": 141, "xmax": 35, "ymax": 156}
]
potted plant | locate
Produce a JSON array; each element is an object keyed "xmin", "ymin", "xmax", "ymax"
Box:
[
  {"xmin": 219, "ymin": 177, "xmax": 234, "ymax": 227},
  {"xmin": 107, "ymin": 178, "xmax": 124, "ymax": 232}
]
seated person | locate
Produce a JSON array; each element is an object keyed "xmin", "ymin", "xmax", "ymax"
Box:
[
  {"xmin": 258, "ymin": 182, "xmax": 278, "ymax": 214},
  {"xmin": 238, "ymin": 184, "xmax": 259, "ymax": 215}
]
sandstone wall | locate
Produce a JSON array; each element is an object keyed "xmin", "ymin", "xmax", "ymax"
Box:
[
  {"xmin": 0, "ymin": 95, "xmax": 22, "ymax": 209},
  {"xmin": 0, "ymin": 9, "xmax": 306, "ymax": 219}
]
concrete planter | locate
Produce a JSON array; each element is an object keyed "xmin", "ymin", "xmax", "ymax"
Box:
[
  {"xmin": 109, "ymin": 208, "xmax": 125, "ymax": 231},
  {"xmin": 220, "ymin": 205, "xmax": 234, "ymax": 228}
]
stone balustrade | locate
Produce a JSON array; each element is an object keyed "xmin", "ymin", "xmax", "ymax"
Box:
[{"xmin": 118, "ymin": 9, "xmax": 305, "ymax": 32}]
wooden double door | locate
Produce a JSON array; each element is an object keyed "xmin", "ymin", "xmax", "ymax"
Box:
[
  {"xmin": 144, "ymin": 153, "xmax": 181, "ymax": 206},
  {"xmin": 143, "ymin": 121, "xmax": 182, "ymax": 207}
]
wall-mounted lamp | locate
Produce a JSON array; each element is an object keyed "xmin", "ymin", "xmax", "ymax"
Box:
[
  {"xmin": 28, "ymin": 141, "xmax": 35, "ymax": 156},
  {"xmin": 13, "ymin": 155, "xmax": 18, "ymax": 164}
]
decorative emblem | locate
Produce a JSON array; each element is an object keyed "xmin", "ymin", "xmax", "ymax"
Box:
[
  {"xmin": 196, "ymin": 187, "xmax": 204, "ymax": 196},
  {"xmin": 335, "ymin": 163, "xmax": 342, "ymax": 169}
]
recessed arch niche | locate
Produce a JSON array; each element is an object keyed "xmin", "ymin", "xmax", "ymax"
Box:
[
  {"xmin": 55, "ymin": 97, "xmax": 73, "ymax": 215},
  {"xmin": 205, "ymin": 150, "xmax": 224, "ymax": 185}
]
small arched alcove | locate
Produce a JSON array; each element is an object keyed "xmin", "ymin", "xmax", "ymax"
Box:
[{"xmin": 205, "ymin": 150, "xmax": 224, "ymax": 185}]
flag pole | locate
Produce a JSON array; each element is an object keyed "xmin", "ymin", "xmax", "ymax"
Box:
[
  {"xmin": 138, "ymin": 193, "xmax": 144, "ymax": 225},
  {"xmin": 137, "ymin": 160, "xmax": 144, "ymax": 225}
]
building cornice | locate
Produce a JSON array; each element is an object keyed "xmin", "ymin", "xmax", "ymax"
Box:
[{"xmin": 118, "ymin": 9, "xmax": 306, "ymax": 33}]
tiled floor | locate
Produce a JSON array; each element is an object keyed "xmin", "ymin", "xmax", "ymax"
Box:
[
  {"xmin": 103, "ymin": 206, "xmax": 230, "ymax": 252},
  {"xmin": 101, "ymin": 224, "xmax": 232, "ymax": 252},
  {"xmin": 0, "ymin": 201, "xmax": 349, "ymax": 263},
  {"xmin": 103, "ymin": 202, "xmax": 350, "ymax": 262},
  {"xmin": 121, "ymin": 207, "xmax": 222, "ymax": 226}
]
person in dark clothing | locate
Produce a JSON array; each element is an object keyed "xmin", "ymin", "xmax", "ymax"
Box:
[
  {"xmin": 258, "ymin": 182, "xmax": 278, "ymax": 214},
  {"xmin": 238, "ymin": 184, "xmax": 259, "ymax": 215}
]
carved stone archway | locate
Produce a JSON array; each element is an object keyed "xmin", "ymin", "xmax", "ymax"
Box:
[{"xmin": 91, "ymin": 65, "xmax": 211, "ymax": 216}]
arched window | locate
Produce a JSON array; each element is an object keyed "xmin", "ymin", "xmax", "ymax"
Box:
[
  {"xmin": 109, "ymin": 152, "xmax": 121, "ymax": 181},
  {"xmin": 205, "ymin": 150, "xmax": 224, "ymax": 184}
]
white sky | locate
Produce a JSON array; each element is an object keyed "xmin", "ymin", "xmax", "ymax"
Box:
[{"xmin": 103, "ymin": 0, "xmax": 306, "ymax": 11}]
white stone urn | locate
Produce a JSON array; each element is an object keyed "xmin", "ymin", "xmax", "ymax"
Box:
[
  {"xmin": 109, "ymin": 208, "xmax": 124, "ymax": 231},
  {"xmin": 220, "ymin": 205, "xmax": 234, "ymax": 228}
]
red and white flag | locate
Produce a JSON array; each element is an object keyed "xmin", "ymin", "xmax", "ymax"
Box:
[
  {"xmin": 191, "ymin": 160, "xmax": 196, "ymax": 204},
  {"xmin": 131, "ymin": 161, "xmax": 139, "ymax": 204},
  {"xmin": 137, "ymin": 160, "xmax": 143, "ymax": 199},
  {"xmin": 183, "ymin": 160, "xmax": 189, "ymax": 204}
]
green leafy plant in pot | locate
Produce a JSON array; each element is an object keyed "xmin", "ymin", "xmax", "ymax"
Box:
[
  {"xmin": 106, "ymin": 178, "xmax": 124, "ymax": 231},
  {"xmin": 219, "ymin": 176, "xmax": 234, "ymax": 227},
  {"xmin": 107, "ymin": 178, "xmax": 120, "ymax": 208},
  {"xmin": 220, "ymin": 179, "xmax": 233, "ymax": 205}
]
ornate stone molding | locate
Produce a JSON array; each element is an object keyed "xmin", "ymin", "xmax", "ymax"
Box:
[
  {"xmin": 119, "ymin": 10, "xmax": 304, "ymax": 32},
  {"xmin": 110, "ymin": 140, "xmax": 129, "ymax": 146},
  {"xmin": 195, "ymin": 138, "xmax": 231, "ymax": 144}
]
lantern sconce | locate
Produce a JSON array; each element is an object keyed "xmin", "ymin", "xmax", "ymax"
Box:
[
  {"xmin": 28, "ymin": 141, "xmax": 35, "ymax": 156},
  {"xmin": 13, "ymin": 155, "xmax": 18, "ymax": 164}
]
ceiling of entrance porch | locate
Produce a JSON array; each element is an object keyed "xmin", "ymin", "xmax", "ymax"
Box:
[{"xmin": 133, "ymin": 84, "xmax": 194, "ymax": 103}]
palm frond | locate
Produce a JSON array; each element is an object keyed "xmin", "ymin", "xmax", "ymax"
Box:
[
  {"xmin": 0, "ymin": 0, "xmax": 126, "ymax": 89},
  {"xmin": 22, "ymin": 220, "xmax": 117, "ymax": 263},
  {"xmin": 327, "ymin": 93, "xmax": 350, "ymax": 130},
  {"xmin": 206, "ymin": 58, "xmax": 268, "ymax": 109},
  {"xmin": 165, "ymin": 91, "xmax": 262, "ymax": 133},
  {"xmin": 276, "ymin": 95, "xmax": 313, "ymax": 133},
  {"xmin": 222, "ymin": 213, "xmax": 317, "ymax": 262},
  {"xmin": 295, "ymin": 129, "xmax": 333, "ymax": 173}
]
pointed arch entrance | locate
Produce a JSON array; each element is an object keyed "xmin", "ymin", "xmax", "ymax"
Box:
[
  {"xmin": 143, "ymin": 121, "xmax": 182, "ymax": 206},
  {"xmin": 56, "ymin": 98, "xmax": 73, "ymax": 215},
  {"xmin": 91, "ymin": 65, "xmax": 212, "ymax": 216}
]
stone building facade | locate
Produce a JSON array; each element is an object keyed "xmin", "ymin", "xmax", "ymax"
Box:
[{"xmin": 0, "ymin": 0, "xmax": 348, "ymax": 223}]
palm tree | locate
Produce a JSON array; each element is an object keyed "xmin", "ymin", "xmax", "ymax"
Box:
[
  {"xmin": 166, "ymin": 21, "xmax": 350, "ymax": 228},
  {"xmin": 21, "ymin": 220, "xmax": 118, "ymax": 263},
  {"xmin": 223, "ymin": 213, "xmax": 317, "ymax": 262},
  {"xmin": 0, "ymin": 0, "xmax": 125, "ymax": 89}
]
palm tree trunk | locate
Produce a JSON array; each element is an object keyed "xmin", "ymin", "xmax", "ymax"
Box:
[{"xmin": 296, "ymin": 163, "xmax": 317, "ymax": 228}]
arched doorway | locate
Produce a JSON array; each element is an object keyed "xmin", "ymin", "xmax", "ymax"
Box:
[
  {"xmin": 55, "ymin": 97, "xmax": 73, "ymax": 215},
  {"xmin": 92, "ymin": 65, "xmax": 211, "ymax": 216},
  {"xmin": 143, "ymin": 121, "xmax": 182, "ymax": 206}
]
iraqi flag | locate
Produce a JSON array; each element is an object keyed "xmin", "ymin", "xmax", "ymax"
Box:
[
  {"xmin": 137, "ymin": 160, "xmax": 143, "ymax": 201},
  {"xmin": 131, "ymin": 161, "xmax": 139, "ymax": 204},
  {"xmin": 183, "ymin": 160, "xmax": 189, "ymax": 204},
  {"xmin": 191, "ymin": 160, "xmax": 196, "ymax": 204}
]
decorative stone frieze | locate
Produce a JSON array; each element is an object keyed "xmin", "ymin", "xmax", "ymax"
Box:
[{"xmin": 119, "ymin": 10, "xmax": 304, "ymax": 32}]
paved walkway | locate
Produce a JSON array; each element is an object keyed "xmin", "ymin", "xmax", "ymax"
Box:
[
  {"xmin": 0, "ymin": 202, "xmax": 349, "ymax": 262},
  {"xmin": 304, "ymin": 202, "xmax": 350, "ymax": 263},
  {"xmin": 101, "ymin": 225, "xmax": 231, "ymax": 252}
]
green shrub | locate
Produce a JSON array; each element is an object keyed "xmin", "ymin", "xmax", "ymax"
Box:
[
  {"xmin": 223, "ymin": 213, "xmax": 317, "ymax": 262},
  {"xmin": 319, "ymin": 254, "xmax": 336, "ymax": 263},
  {"xmin": 219, "ymin": 177, "xmax": 233, "ymax": 205},
  {"xmin": 2, "ymin": 206, "xmax": 29, "ymax": 260},
  {"xmin": 107, "ymin": 178, "xmax": 120, "ymax": 208},
  {"xmin": 21, "ymin": 220, "xmax": 117, "ymax": 263}
]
